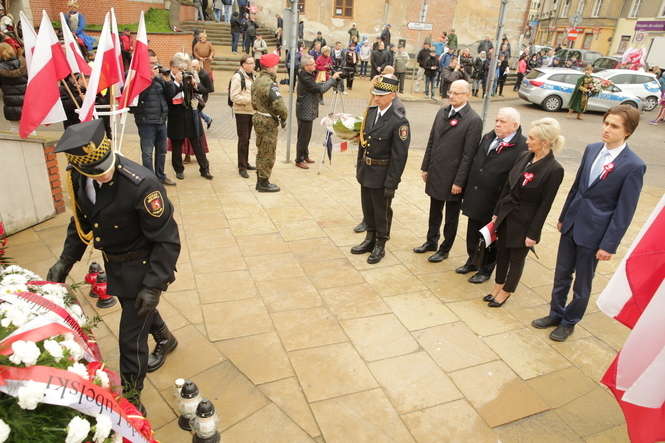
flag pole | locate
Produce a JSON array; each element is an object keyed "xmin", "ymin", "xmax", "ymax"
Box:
[
  {"xmin": 60, "ymin": 80, "xmax": 81, "ymax": 109},
  {"xmin": 116, "ymin": 69, "xmax": 136, "ymax": 157},
  {"xmin": 69, "ymin": 74, "xmax": 85, "ymax": 100}
]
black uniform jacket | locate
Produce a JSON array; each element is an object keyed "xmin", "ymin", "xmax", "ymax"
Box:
[
  {"xmin": 494, "ymin": 150, "xmax": 564, "ymax": 248},
  {"xmin": 61, "ymin": 155, "xmax": 181, "ymax": 296},
  {"xmin": 421, "ymin": 103, "xmax": 483, "ymax": 201},
  {"xmin": 357, "ymin": 100, "xmax": 410, "ymax": 190},
  {"xmin": 462, "ymin": 128, "xmax": 528, "ymax": 222}
]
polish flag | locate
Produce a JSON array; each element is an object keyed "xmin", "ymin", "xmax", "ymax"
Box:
[
  {"xmin": 479, "ymin": 221, "xmax": 497, "ymax": 246},
  {"xmin": 597, "ymin": 195, "xmax": 665, "ymax": 443},
  {"xmin": 19, "ymin": 11, "xmax": 66, "ymax": 137},
  {"xmin": 110, "ymin": 8, "xmax": 125, "ymax": 86},
  {"xmin": 59, "ymin": 12, "xmax": 91, "ymax": 75},
  {"xmin": 119, "ymin": 11, "xmax": 152, "ymax": 108},
  {"xmin": 333, "ymin": 141, "xmax": 349, "ymax": 153},
  {"xmin": 78, "ymin": 13, "xmax": 122, "ymax": 122},
  {"xmin": 38, "ymin": 10, "xmax": 71, "ymax": 81},
  {"xmin": 19, "ymin": 12, "xmax": 37, "ymax": 72}
]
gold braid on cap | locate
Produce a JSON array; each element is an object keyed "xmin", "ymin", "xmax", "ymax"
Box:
[{"xmin": 66, "ymin": 169, "xmax": 93, "ymax": 246}]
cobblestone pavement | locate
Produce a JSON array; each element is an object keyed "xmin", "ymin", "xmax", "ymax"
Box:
[{"xmin": 8, "ymin": 121, "xmax": 664, "ymax": 441}]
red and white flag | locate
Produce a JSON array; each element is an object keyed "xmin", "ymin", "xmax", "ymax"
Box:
[
  {"xmin": 597, "ymin": 195, "xmax": 665, "ymax": 443},
  {"xmin": 78, "ymin": 12, "xmax": 123, "ymax": 122},
  {"xmin": 110, "ymin": 8, "xmax": 125, "ymax": 86},
  {"xmin": 18, "ymin": 11, "xmax": 66, "ymax": 138},
  {"xmin": 59, "ymin": 12, "xmax": 92, "ymax": 75},
  {"xmin": 38, "ymin": 10, "xmax": 71, "ymax": 81},
  {"xmin": 333, "ymin": 141, "xmax": 349, "ymax": 153},
  {"xmin": 479, "ymin": 221, "xmax": 497, "ymax": 246},
  {"xmin": 118, "ymin": 11, "xmax": 152, "ymax": 108},
  {"xmin": 19, "ymin": 11, "xmax": 37, "ymax": 72}
]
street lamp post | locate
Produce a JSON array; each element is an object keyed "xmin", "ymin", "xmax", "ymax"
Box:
[
  {"xmin": 284, "ymin": 0, "xmax": 298, "ymax": 163},
  {"xmin": 481, "ymin": 0, "xmax": 508, "ymax": 131}
]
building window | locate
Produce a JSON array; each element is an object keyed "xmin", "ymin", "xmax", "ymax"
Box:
[
  {"xmin": 576, "ymin": 0, "xmax": 586, "ymax": 16},
  {"xmin": 658, "ymin": 0, "xmax": 665, "ymax": 17},
  {"xmin": 560, "ymin": 0, "xmax": 571, "ymax": 17},
  {"xmin": 591, "ymin": 0, "xmax": 602, "ymax": 16},
  {"xmin": 333, "ymin": 0, "xmax": 353, "ymax": 17},
  {"xmin": 617, "ymin": 35, "xmax": 631, "ymax": 53},
  {"xmin": 582, "ymin": 32, "xmax": 593, "ymax": 49},
  {"xmin": 628, "ymin": 0, "xmax": 641, "ymax": 18},
  {"xmin": 292, "ymin": 0, "xmax": 304, "ymax": 13}
]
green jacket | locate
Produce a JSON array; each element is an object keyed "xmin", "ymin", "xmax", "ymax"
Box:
[
  {"xmin": 447, "ymin": 33, "xmax": 458, "ymax": 50},
  {"xmin": 251, "ymin": 70, "xmax": 288, "ymax": 122}
]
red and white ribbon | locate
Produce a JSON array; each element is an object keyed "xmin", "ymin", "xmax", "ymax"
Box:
[
  {"xmin": 496, "ymin": 142, "xmax": 514, "ymax": 154},
  {"xmin": 600, "ymin": 162, "xmax": 615, "ymax": 180},
  {"xmin": 522, "ymin": 172, "xmax": 535, "ymax": 187}
]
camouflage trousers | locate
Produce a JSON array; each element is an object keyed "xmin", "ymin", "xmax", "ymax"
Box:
[{"xmin": 253, "ymin": 114, "xmax": 278, "ymax": 180}]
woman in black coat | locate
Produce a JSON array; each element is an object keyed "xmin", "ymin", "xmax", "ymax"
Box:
[
  {"xmin": 0, "ymin": 43, "xmax": 27, "ymax": 122},
  {"xmin": 486, "ymin": 117, "xmax": 565, "ymax": 307}
]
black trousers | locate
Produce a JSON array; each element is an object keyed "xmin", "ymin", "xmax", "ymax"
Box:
[
  {"xmin": 361, "ymin": 186, "xmax": 393, "ymax": 241},
  {"xmin": 466, "ymin": 217, "xmax": 497, "ymax": 274},
  {"xmin": 171, "ymin": 137, "xmax": 209, "ymax": 174},
  {"xmin": 514, "ymin": 73, "xmax": 524, "ymax": 91},
  {"xmin": 346, "ymin": 68, "xmax": 355, "ymax": 90},
  {"xmin": 296, "ymin": 119, "xmax": 313, "ymax": 163},
  {"xmin": 494, "ymin": 224, "xmax": 529, "ymax": 292},
  {"xmin": 236, "ymin": 113, "xmax": 253, "ymax": 170},
  {"xmin": 426, "ymin": 197, "xmax": 461, "ymax": 253}
]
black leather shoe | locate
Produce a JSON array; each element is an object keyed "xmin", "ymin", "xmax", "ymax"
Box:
[
  {"xmin": 413, "ymin": 242, "xmax": 437, "ymax": 253},
  {"xmin": 455, "ymin": 264, "xmax": 478, "ymax": 274},
  {"xmin": 247, "ymin": 165, "xmax": 257, "ymax": 170},
  {"xmin": 175, "ymin": 172, "xmax": 184, "ymax": 180},
  {"xmin": 469, "ymin": 273, "xmax": 491, "ymax": 284},
  {"xmin": 531, "ymin": 316, "xmax": 561, "ymax": 329},
  {"xmin": 239, "ymin": 169, "xmax": 249, "ymax": 178},
  {"xmin": 201, "ymin": 171, "xmax": 214, "ymax": 180},
  {"xmin": 147, "ymin": 326, "xmax": 178, "ymax": 373},
  {"xmin": 488, "ymin": 294, "xmax": 511, "ymax": 307},
  {"xmin": 353, "ymin": 221, "xmax": 367, "ymax": 233},
  {"xmin": 427, "ymin": 250, "xmax": 449, "ymax": 262},
  {"xmin": 482, "ymin": 294, "xmax": 494, "ymax": 302},
  {"xmin": 550, "ymin": 324, "xmax": 575, "ymax": 342},
  {"xmin": 367, "ymin": 241, "xmax": 386, "ymax": 264},
  {"xmin": 351, "ymin": 232, "xmax": 375, "ymax": 254},
  {"xmin": 160, "ymin": 177, "xmax": 176, "ymax": 186}
]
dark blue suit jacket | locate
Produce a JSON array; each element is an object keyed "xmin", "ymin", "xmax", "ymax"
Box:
[{"xmin": 559, "ymin": 142, "xmax": 645, "ymax": 253}]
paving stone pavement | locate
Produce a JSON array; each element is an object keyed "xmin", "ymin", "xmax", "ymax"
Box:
[{"xmin": 8, "ymin": 132, "xmax": 664, "ymax": 443}]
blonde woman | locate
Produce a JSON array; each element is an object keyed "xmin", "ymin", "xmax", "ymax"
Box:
[{"xmin": 486, "ymin": 118, "xmax": 565, "ymax": 307}]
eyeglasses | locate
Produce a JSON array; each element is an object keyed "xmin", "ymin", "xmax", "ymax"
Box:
[
  {"xmin": 243, "ymin": 61, "xmax": 256, "ymax": 65},
  {"xmin": 447, "ymin": 91, "xmax": 467, "ymax": 96}
]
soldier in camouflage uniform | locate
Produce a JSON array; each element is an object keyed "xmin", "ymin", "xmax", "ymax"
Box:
[{"xmin": 251, "ymin": 53, "xmax": 288, "ymax": 192}]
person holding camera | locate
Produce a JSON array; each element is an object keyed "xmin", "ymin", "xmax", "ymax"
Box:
[
  {"xmin": 164, "ymin": 53, "xmax": 213, "ymax": 180},
  {"xmin": 331, "ymin": 41, "xmax": 347, "ymax": 94},
  {"xmin": 295, "ymin": 55, "xmax": 342, "ymax": 169}
]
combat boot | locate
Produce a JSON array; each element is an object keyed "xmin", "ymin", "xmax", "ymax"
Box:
[
  {"xmin": 147, "ymin": 325, "xmax": 178, "ymax": 373},
  {"xmin": 367, "ymin": 239, "xmax": 386, "ymax": 264},
  {"xmin": 350, "ymin": 232, "xmax": 375, "ymax": 254},
  {"xmin": 256, "ymin": 177, "xmax": 280, "ymax": 192}
]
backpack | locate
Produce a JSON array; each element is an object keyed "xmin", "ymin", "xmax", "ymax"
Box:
[{"xmin": 227, "ymin": 70, "xmax": 247, "ymax": 107}]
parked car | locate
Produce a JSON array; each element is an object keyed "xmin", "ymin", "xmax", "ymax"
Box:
[
  {"xmin": 592, "ymin": 56, "xmax": 621, "ymax": 72},
  {"xmin": 594, "ymin": 69, "xmax": 661, "ymax": 111},
  {"xmin": 555, "ymin": 48, "xmax": 602, "ymax": 69},
  {"xmin": 518, "ymin": 67, "xmax": 643, "ymax": 112},
  {"xmin": 530, "ymin": 45, "xmax": 553, "ymax": 56}
]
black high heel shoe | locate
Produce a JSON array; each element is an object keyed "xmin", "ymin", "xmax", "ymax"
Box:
[
  {"xmin": 482, "ymin": 294, "xmax": 495, "ymax": 302},
  {"xmin": 488, "ymin": 294, "xmax": 511, "ymax": 308}
]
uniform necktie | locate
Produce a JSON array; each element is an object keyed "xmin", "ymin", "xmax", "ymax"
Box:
[
  {"xmin": 86, "ymin": 178, "xmax": 97, "ymax": 205},
  {"xmin": 589, "ymin": 150, "xmax": 611, "ymax": 184},
  {"xmin": 488, "ymin": 138, "xmax": 503, "ymax": 154},
  {"xmin": 375, "ymin": 109, "xmax": 383, "ymax": 125}
]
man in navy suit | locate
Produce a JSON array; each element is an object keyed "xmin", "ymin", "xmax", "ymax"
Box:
[{"xmin": 532, "ymin": 105, "xmax": 646, "ymax": 342}]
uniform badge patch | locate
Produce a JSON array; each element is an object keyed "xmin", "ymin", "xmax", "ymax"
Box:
[
  {"xmin": 144, "ymin": 191, "xmax": 165, "ymax": 218},
  {"xmin": 399, "ymin": 125, "xmax": 409, "ymax": 141}
]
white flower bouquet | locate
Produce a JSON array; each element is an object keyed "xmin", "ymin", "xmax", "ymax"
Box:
[{"xmin": 321, "ymin": 113, "xmax": 364, "ymax": 141}]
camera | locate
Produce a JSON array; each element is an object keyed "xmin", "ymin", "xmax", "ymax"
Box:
[
  {"xmin": 333, "ymin": 66, "xmax": 354, "ymax": 80},
  {"xmin": 182, "ymin": 71, "xmax": 194, "ymax": 83},
  {"xmin": 156, "ymin": 65, "xmax": 170, "ymax": 76}
]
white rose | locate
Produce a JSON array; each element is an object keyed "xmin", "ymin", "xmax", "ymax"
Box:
[
  {"xmin": 17, "ymin": 381, "xmax": 47, "ymax": 410},
  {"xmin": 0, "ymin": 283, "xmax": 28, "ymax": 296},
  {"xmin": 65, "ymin": 416, "xmax": 91, "ymax": 443},
  {"xmin": 94, "ymin": 369, "xmax": 110, "ymax": 389},
  {"xmin": 67, "ymin": 362, "xmax": 89, "ymax": 380},
  {"xmin": 93, "ymin": 414, "xmax": 112, "ymax": 443},
  {"xmin": 4, "ymin": 307, "xmax": 29, "ymax": 328},
  {"xmin": 0, "ymin": 418, "xmax": 10, "ymax": 443},
  {"xmin": 8, "ymin": 340, "xmax": 41, "ymax": 366},
  {"xmin": 1, "ymin": 274, "xmax": 30, "ymax": 285},
  {"xmin": 43, "ymin": 339, "xmax": 64, "ymax": 361},
  {"xmin": 61, "ymin": 339, "xmax": 84, "ymax": 362}
]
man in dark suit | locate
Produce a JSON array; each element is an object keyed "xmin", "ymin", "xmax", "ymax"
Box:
[
  {"xmin": 415, "ymin": 79, "xmax": 483, "ymax": 262},
  {"xmin": 380, "ymin": 24, "xmax": 391, "ymax": 47},
  {"xmin": 370, "ymin": 41, "xmax": 389, "ymax": 78},
  {"xmin": 533, "ymin": 105, "xmax": 646, "ymax": 342},
  {"xmin": 458, "ymin": 107, "xmax": 527, "ymax": 283},
  {"xmin": 351, "ymin": 75, "xmax": 410, "ymax": 264},
  {"xmin": 295, "ymin": 55, "xmax": 341, "ymax": 169}
]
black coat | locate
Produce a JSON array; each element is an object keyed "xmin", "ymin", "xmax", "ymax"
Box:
[
  {"xmin": 0, "ymin": 57, "xmax": 27, "ymax": 122},
  {"xmin": 421, "ymin": 104, "xmax": 483, "ymax": 201},
  {"xmin": 494, "ymin": 150, "xmax": 564, "ymax": 247},
  {"xmin": 231, "ymin": 15, "xmax": 243, "ymax": 33},
  {"xmin": 296, "ymin": 69, "xmax": 336, "ymax": 121},
  {"xmin": 164, "ymin": 79, "xmax": 204, "ymax": 139},
  {"xmin": 471, "ymin": 57, "xmax": 485, "ymax": 80},
  {"xmin": 417, "ymin": 48, "xmax": 430, "ymax": 68},
  {"xmin": 371, "ymin": 49, "xmax": 389, "ymax": 71},
  {"xmin": 462, "ymin": 128, "xmax": 528, "ymax": 222},
  {"xmin": 380, "ymin": 28, "xmax": 391, "ymax": 46},
  {"xmin": 131, "ymin": 77, "xmax": 169, "ymax": 126},
  {"xmin": 60, "ymin": 77, "xmax": 82, "ymax": 128},
  {"xmin": 357, "ymin": 100, "xmax": 410, "ymax": 190},
  {"xmin": 424, "ymin": 55, "xmax": 439, "ymax": 78},
  {"xmin": 198, "ymin": 68, "xmax": 214, "ymax": 100},
  {"xmin": 60, "ymin": 155, "xmax": 181, "ymax": 296}
]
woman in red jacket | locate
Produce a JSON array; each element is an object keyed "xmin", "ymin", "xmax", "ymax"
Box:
[{"xmin": 315, "ymin": 46, "xmax": 333, "ymax": 82}]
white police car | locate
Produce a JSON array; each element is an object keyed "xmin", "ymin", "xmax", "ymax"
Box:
[
  {"xmin": 518, "ymin": 68, "xmax": 643, "ymax": 113},
  {"xmin": 593, "ymin": 69, "xmax": 661, "ymax": 112}
]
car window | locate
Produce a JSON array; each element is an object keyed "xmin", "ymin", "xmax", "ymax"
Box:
[
  {"xmin": 564, "ymin": 74, "xmax": 583, "ymax": 84},
  {"xmin": 610, "ymin": 74, "xmax": 634, "ymax": 84},
  {"xmin": 526, "ymin": 70, "xmax": 544, "ymax": 79},
  {"xmin": 549, "ymin": 74, "xmax": 568, "ymax": 82},
  {"xmin": 583, "ymin": 52, "xmax": 600, "ymax": 62},
  {"xmin": 633, "ymin": 74, "xmax": 654, "ymax": 84}
]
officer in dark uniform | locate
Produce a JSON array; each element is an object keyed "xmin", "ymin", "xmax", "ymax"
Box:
[
  {"xmin": 351, "ymin": 74, "xmax": 410, "ymax": 264},
  {"xmin": 46, "ymin": 120, "xmax": 181, "ymax": 414}
]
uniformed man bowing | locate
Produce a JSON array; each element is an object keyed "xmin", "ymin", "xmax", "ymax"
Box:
[
  {"xmin": 47, "ymin": 120, "xmax": 181, "ymax": 415},
  {"xmin": 351, "ymin": 74, "xmax": 410, "ymax": 264}
]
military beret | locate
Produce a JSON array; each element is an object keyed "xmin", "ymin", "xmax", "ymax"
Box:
[{"xmin": 260, "ymin": 53, "xmax": 280, "ymax": 68}]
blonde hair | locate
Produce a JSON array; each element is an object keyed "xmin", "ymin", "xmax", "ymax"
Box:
[
  {"xmin": 171, "ymin": 52, "xmax": 191, "ymax": 70},
  {"xmin": 530, "ymin": 117, "xmax": 564, "ymax": 152},
  {"xmin": 321, "ymin": 46, "xmax": 331, "ymax": 56}
]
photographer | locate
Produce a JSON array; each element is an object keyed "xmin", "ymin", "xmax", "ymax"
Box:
[
  {"xmin": 164, "ymin": 52, "xmax": 213, "ymax": 180},
  {"xmin": 295, "ymin": 54, "xmax": 341, "ymax": 169},
  {"xmin": 130, "ymin": 50, "xmax": 175, "ymax": 186},
  {"xmin": 331, "ymin": 41, "xmax": 346, "ymax": 93}
]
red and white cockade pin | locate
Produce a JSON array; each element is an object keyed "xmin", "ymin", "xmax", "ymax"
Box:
[
  {"xmin": 496, "ymin": 142, "xmax": 514, "ymax": 154},
  {"xmin": 600, "ymin": 162, "xmax": 615, "ymax": 180},
  {"xmin": 522, "ymin": 172, "xmax": 534, "ymax": 186},
  {"xmin": 450, "ymin": 119, "xmax": 459, "ymax": 127}
]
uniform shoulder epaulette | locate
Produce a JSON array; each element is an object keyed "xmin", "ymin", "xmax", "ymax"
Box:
[{"xmin": 116, "ymin": 156, "xmax": 146, "ymax": 185}]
